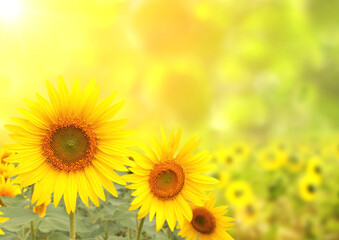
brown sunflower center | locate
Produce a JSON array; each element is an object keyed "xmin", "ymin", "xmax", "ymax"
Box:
[
  {"xmin": 191, "ymin": 207, "xmax": 216, "ymax": 234},
  {"xmin": 42, "ymin": 118, "xmax": 98, "ymax": 172},
  {"xmin": 149, "ymin": 161, "xmax": 185, "ymax": 200}
]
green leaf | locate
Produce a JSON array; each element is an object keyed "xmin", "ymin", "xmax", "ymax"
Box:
[
  {"xmin": 0, "ymin": 207, "xmax": 39, "ymax": 228},
  {"xmin": 48, "ymin": 232, "xmax": 70, "ymax": 240}
]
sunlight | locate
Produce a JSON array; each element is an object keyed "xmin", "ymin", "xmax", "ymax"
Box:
[{"xmin": 0, "ymin": 0, "xmax": 22, "ymax": 21}]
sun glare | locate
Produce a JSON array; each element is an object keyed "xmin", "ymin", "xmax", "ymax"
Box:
[{"xmin": 0, "ymin": 0, "xmax": 22, "ymax": 21}]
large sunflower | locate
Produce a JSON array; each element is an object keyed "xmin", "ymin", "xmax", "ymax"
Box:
[
  {"xmin": 5, "ymin": 77, "xmax": 134, "ymax": 213},
  {"xmin": 177, "ymin": 192, "xmax": 234, "ymax": 240},
  {"xmin": 124, "ymin": 129, "xmax": 218, "ymax": 232}
]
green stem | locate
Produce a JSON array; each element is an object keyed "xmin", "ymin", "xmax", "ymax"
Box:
[
  {"xmin": 30, "ymin": 185, "xmax": 36, "ymax": 240},
  {"xmin": 30, "ymin": 221, "xmax": 36, "ymax": 240},
  {"xmin": 69, "ymin": 210, "xmax": 76, "ymax": 240},
  {"xmin": 136, "ymin": 218, "xmax": 145, "ymax": 240},
  {"xmin": 104, "ymin": 219, "xmax": 109, "ymax": 240}
]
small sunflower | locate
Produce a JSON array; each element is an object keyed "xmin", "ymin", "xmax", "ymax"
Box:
[
  {"xmin": 235, "ymin": 201, "xmax": 259, "ymax": 225},
  {"xmin": 5, "ymin": 77, "xmax": 134, "ymax": 213},
  {"xmin": 177, "ymin": 192, "xmax": 234, "ymax": 240},
  {"xmin": 125, "ymin": 129, "xmax": 218, "ymax": 231},
  {"xmin": 226, "ymin": 181, "xmax": 253, "ymax": 207},
  {"xmin": 298, "ymin": 175, "xmax": 319, "ymax": 202},
  {"xmin": 229, "ymin": 142, "xmax": 251, "ymax": 162},
  {"xmin": 215, "ymin": 148, "xmax": 239, "ymax": 168},
  {"xmin": 0, "ymin": 211, "xmax": 9, "ymax": 235},
  {"xmin": 306, "ymin": 156, "xmax": 322, "ymax": 183},
  {"xmin": 285, "ymin": 152, "xmax": 303, "ymax": 173},
  {"xmin": 0, "ymin": 177, "xmax": 21, "ymax": 200},
  {"xmin": 258, "ymin": 148, "xmax": 287, "ymax": 171},
  {"xmin": 33, "ymin": 198, "xmax": 51, "ymax": 217}
]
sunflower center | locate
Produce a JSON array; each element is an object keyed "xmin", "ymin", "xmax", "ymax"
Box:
[
  {"xmin": 235, "ymin": 190, "xmax": 243, "ymax": 198},
  {"xmin": 191, "ymin": 207, "xmax": 216, "ymax": 234},
  {"xmin": 226, "ymin": 156, "xmax": 233, "ymax": 164},
  {"xmin": 314, "ymin": 166, "xmax": 321, "ymax": 174},
  {"xmin": 42, "ymin": 118, "xmax": 98, "ymax": 172},
  {"xmin": 149, "ymin": 161, "xmax": 185, "ymax": 200},
  {"xmin": 307, "ymin": 184, "xmax": 316, "ymax": 193}
]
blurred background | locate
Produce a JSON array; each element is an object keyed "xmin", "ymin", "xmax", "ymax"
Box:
[{"xmin": 0, "ymin": 0, "xmax": 338, "ymax": 239}]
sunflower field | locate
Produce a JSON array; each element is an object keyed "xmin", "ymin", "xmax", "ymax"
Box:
[{"xmin": 0, "ymin": 0, "xmax": 338, "ymax": 240}]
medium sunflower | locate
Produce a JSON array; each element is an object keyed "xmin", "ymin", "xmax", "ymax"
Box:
[
  {"xmin": 177, "ymin": 192, "xmax": 234, "ymax": 240},
  {"xmin": 124, "ymin": 129, "xmax": 218, "ymax": 232},
  {"xmin": 5, "ymin": 77, "xmax": 134, "ymax": 213},
  {"xmin": 0, "ymin": 149, "xmax": 15, "ymax": 178},
  {"xmin": 0, "ymin": 211, "xmax": 9, "ymax": 235}
]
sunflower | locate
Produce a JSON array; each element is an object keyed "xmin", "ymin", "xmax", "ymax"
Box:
[
  {"xmin": 5, "ymin": 77, "xmax": 134, "ymax": 213},
  {"xmin": 0, "ymin": 149, "xmax": 15, "ymax": 178},
  {"xmin": 34, "ymin": 198, "xmax": 51, "ymax": 217},
  {"xmin": 0, "ymin": 177, "xmax": 21, "ymax": 200},
  {"xmin": 258, "ymin": 147, "xmax": 287, "ymax": 171},
  {"xmin": 235, "ymin": 202, "xmax": 258, "ymax": 225},
  {"xmin": 306, "ymin": 156, "xmax": 322, "ymax": 183},
  {"xmin": 229, "ymin": 141, "xmax": 251, "ymax": 162},
  {"xmin": 0, "ymin": 211, "xmax": 9, "ymax": 235},
  {"xmin": 226, "ymin": 181, "xmax": 253, "ymax": 207},
  {"xmin": 177, "ymin": 192, "xmax": 234, "ymax": 240},
  {"xmin": 298, "ymin": 175, "xmax": 319, "ymax": 202},
  {"xmin": 285, "ymin": 152, "xmax": 303, "ymax": 173},
  {"xmin": 124, "ymin": 129, "xmax": 218, "ymax": 232},
  {"xmin": 215, "ymin": 148, "xmax": 239, "ymax": 168}
]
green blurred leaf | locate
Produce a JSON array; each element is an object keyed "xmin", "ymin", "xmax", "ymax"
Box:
[
  {"xmin": 48, "ymin": 232, "xmax": 69, "ymax": 240},
  {"xmin": 0, "ymin": 207, "xmax": 39, "ymax": 228}
]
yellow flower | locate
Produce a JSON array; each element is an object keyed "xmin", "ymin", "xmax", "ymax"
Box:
[
  {"xmin": 0, "ymin": 177, "xmax": 21, "ymax": 199},
  {"xmin": 229, "ymin": 141, "xmax": 251, "ymax": 162},
  {"xmin": 298, "ymin": 175, "xmax": 319, "ymax": 202},
  {"xmin": 215, "ymin": 148, "xmax": 240, "ymax": 167},
  {"xmin": 33, "ymin": 198, "xmax": 51, "ymax": 218},
  {"xmin": 285, "ymin": 152, "xmax": 303, "ymax": 173},
  {"xmin": 177, "ymin": 192, "xmax": 234, "ymax": 240},
  {"xmin": 236, "ymin": 202, "xmax": 258, "ymax": 225},
  {"xmin": 125, "ymin": 129, "xmax": 218, "ymax": 232},
  {"xmin": 5, "ymin": 77, "xmax": 134, "ymax": 213},
  {"xmin": 258, "ymin": 148, "xmax": 287, "ymax": 171},
  {"xmin": 306, "ymin": 156, "xmax": 322, "ymax": 183},
  {"xmin": 226, "ymin": 181, "xmax": 253, "ymax": 207},
  {"xmin": 0, "ymin": 149, "xmax": 12, "ymax": 163},
  {"xmin": 0, "ymin": 211, "xmax": 9, "ymax": 235},
  {"xmin": 0, "ymin": 149, "xmax": 15, "ymax": 178}
]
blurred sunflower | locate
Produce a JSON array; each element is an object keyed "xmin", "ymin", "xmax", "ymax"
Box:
[
  {"xmin": 33, "ymin": 198, "xmax": 51, "ymax": 218},
  {"xmin": 5, "ymin": 77, "xmax": 134, "ymax": 213},
  {"xmin": 259, "ymin": 148, "xmax": 287, "ymax": 171},
  {"xmin": 285, "ymin": 153, "xmax": 303, "ymax": 173},
  {"xmin": 177, "ymin": 192, "xmax": 234, "ymax": 240},
  {"xmin": 215, "ymin": 148, "xmax": 239, "ymax": 168},
  {"xmin": 125, "ymin": 129, "xmax": 218, "ymax": 231},
  {"xmin": 229, "ymin": 142, "xmax": 251, "ymax": 162},
  {"xmin": 298, "ymin": 175, "xmax": 319, "ymax": 202},
  {"xmin": 226, "ymin": 181, "xmax": 253, "ymax": 207},
  {"xmin": 0, "ymin": 177, "xmax": 21, "ymax": 200},
  {"xmin": 236, "ymin": 202, "xmax": 258, "ymax": 225},
  {"xmin": 0, "ymin": 211, "xmax": 9, "ymax": 235},
  {"xmin": 306, "ymin": 156, "xmax": 322, "ymax": 183}
]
